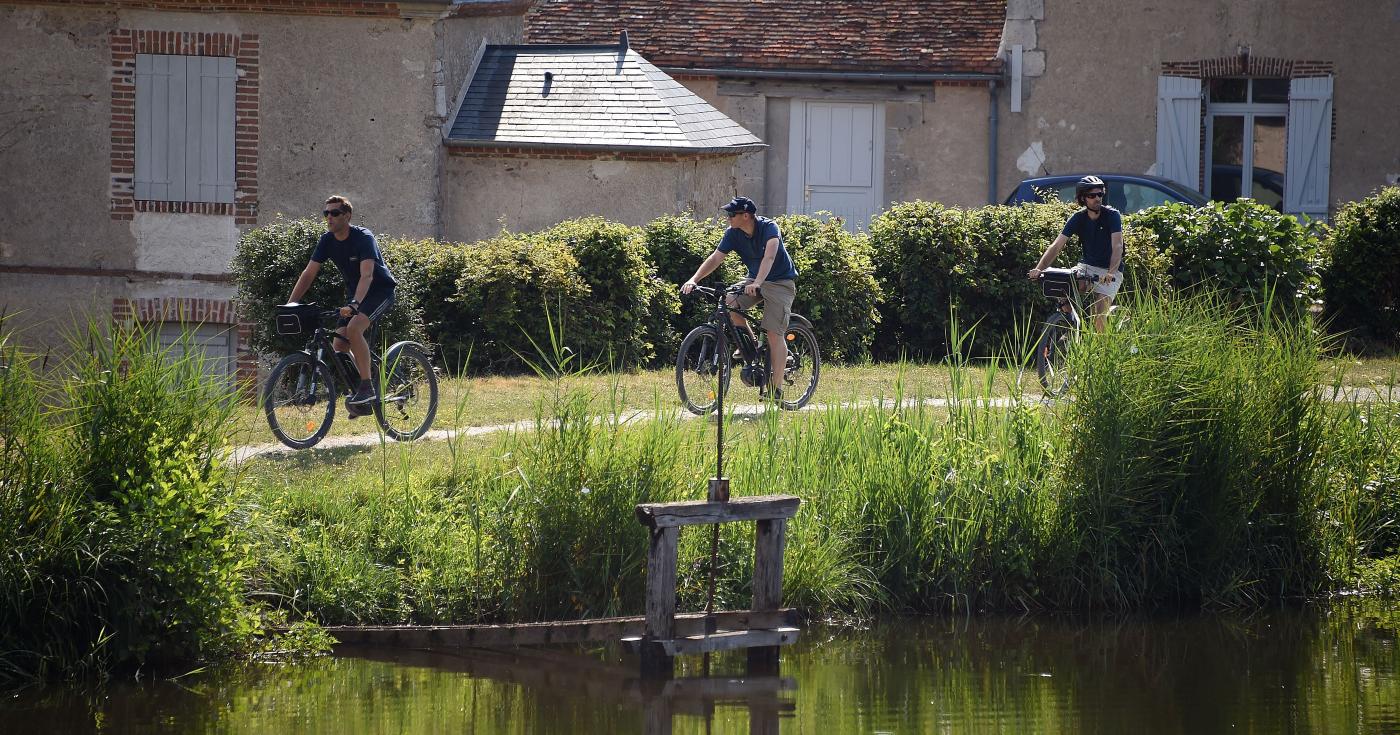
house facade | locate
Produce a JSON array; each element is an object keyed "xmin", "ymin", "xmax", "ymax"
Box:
[
  {"xmin": 0, "ymin": 0, "xmax": 530, "ymax": 384},
  {"xmin": 527, "ymin": 0, "xmax": 1399, "ymax": 225}
]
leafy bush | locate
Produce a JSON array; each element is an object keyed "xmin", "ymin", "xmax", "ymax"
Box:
[
  {"xmin": 870, "ymin": 202, "xmax": 1068, "ymax": 359},
  {"xmin": 1323, "ymin": 186, "xmax": 1400, "ymax": 350},
  {"xmin": 775, "ymin": 214, "xmax": 882, "ymax": 362},
  {"xmin": 0, "ymin": 322, "xmax": 256, "ymax": 681},
  {"xmin": 642, "ymin": 214, "xmax": 736, "ymax": 347},
  {"xmin": 437, "ymin": 232, "xmax": 589, "ymax": 373},
  {"xmin": 232, "ymin": 217, "xmax": 424, "ymax": 356},
  {"xmin": 1128, "ymin": 199, "xmax": 1324, "ymax": 313},
  {"xmin": 540, "ymin": 217, "xmax": 679, "ymax": 369}
]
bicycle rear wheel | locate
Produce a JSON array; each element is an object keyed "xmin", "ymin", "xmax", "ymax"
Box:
[
  {"xmin": 374, "ymin": 344, "xmax": 439, "ymax": 441},
  {"xmin": 778, "ymin": 323, "xmax": 820, "ymax": 410},
  {"xmin": 264, "ymin": 352, "xmax": 336, "ymax": 449},
  {"xmin": 1036, "ymin": 313, "xmax": 1073, "ymax": 397},
  {"xmin": 676, "ymin": 324, "xmax": 732, "ymax": 415}
]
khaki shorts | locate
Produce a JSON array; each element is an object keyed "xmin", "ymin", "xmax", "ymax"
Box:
[
  {"xmin": 1074, "ymin": 263, "xmax": 1123, "ymax": 300},
  {"xmin": 730, "ymin": 279, "xmax": 797, "ymax": 334}
]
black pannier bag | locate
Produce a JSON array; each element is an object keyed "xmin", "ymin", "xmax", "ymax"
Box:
[
  {"xmin": 1039, "ymin": 268, "xmax": 1078, "ymax": 299},
  {"xmin": 275, "ymin": 303, "xmax": 322, "ymax": 337}
]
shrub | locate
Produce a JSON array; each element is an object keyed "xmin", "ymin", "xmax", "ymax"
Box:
[
  {"xmin": 1128, "ymin": 199, "xmax": 1324, "ymax": 314},
  {"xmin": 439, "ymin": 232, "xmax": 590, "ymax": 373},
  {"xmin": 232, "ymin": 217, "xmax": 424, "ymax": 356},
  {"xmin": 1323, "ymin": 186, "xmax": 1400, "ymax": 351},
  {"xmin": 0, "ymin": 322, "xmax": 256, "ymax": 681},
  {"xmin": 774, "ymin": 213, "xmax": 882, "ymax": 362},
  {"xmin": 870, "ymin": 202, "xmax": 1069, "ymax": 359},
  {"xmin": 642, "ymin": 214, "xmax": 736, "ymax": 347},
  {"xmin": 540, "ymin": 217, "xmax": 679, "ymax": 369}
]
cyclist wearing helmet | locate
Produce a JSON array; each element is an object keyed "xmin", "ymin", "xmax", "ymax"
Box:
[{"xmin": 1027, "ymin": 175, "xmax": 1123, "ymax": 331}]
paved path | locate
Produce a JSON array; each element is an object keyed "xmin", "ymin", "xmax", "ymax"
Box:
[
  {"xmin": 232, "ymin": 383, "xmax": 1397, "ymax": 464},
  {"xmin": 230, "ymin": 395, "xmax": 1022, "ymax": 464}
]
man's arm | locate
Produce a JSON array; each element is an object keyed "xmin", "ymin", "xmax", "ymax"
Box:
[
  {"xmin": 288, "ymin": 261, "xmax": 321, "ymax": 303},
  {"xmin": 682, "ymin": 249, "xmax": 727, "ymax": 293},
  {"xmin": 350, "ymin": 259, "xmax": 375, "ymax": 306},
  {"xmin": 1104, "ymin": 232, "xmax": 1123, "ymax": 282},
  {"xmin": 1028, "ymin": 234, "xmax": 1070, "ymax": 279},
  {"xmin": 746, "ymin": 237, "xmax": 781, "ymax": 295}
]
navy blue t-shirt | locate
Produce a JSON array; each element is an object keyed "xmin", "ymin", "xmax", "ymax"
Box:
[
  {"xmin": 1061, "ymin": 206, "xmax": 1123, "ymax": 271},
  {"xmin": 310, "ymin": 225, "xmax": 398, "ymax": 297},
  {"xmin": 718, "ymin": 216, "xmax": 798, "ymax": 282}
]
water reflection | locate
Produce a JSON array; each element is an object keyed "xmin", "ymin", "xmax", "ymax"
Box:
[{"xmin": 3, "ymin": 599, "xmax": 1396, "ymax": 734}]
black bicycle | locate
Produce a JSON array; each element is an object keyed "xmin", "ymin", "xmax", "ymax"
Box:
[
  {"xmin": 1033, "ymin": 267, "xmax": 1100, "ymax": 397},
  {"xmin": 676, "ymin": 283, "xmax": 820, "ymax": 414},
  {"xmin": 263, "ymin": 303, "xmax": 439, "ymax": 449}
]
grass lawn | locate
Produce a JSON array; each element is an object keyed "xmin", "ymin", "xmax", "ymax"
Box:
[{"xmin": 231, "ymin": 353, "xmax": 1400, "ymax": 449}]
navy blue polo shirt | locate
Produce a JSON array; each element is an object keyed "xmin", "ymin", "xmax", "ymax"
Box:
[
  {"xmin": 310, "ymin": 225, "xmax": 398, "ymax": 297},
  {"xmin": 718, "ymin": 216, "xmax": 798, "ymax": 282},
  {"xmin": 1062, "ymin": 206, "xmax": 1123, "ymax": 271}
]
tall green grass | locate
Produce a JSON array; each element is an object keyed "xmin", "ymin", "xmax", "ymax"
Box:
[
  {"xmin": 240, "ymin": 289, "xmax": 1400, "ymax": 625},
  {"xmin": 0, "ymin": 320, "xmax": 257, "ymax": 683}
]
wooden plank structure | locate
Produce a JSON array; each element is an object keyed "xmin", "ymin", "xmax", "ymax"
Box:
[{"xmin": 623, "ymin": 493, "xmax": 802, "ymax": 678}]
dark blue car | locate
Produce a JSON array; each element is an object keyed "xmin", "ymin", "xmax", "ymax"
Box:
[{"xmin": 1004, "ymin": 173, "xmax": 1209, "ymax": 213}]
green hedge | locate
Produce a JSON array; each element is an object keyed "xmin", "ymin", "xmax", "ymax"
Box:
[
  {"xmin": 1128, "ymin": 199, "xmax": 1324, "ymax": 314},
  {"xmin": 768, "ymin": 214, "xmax": 879, "ymax": 361},
  {"xmin": 232, "ymin": 218, "xmax": 425, "ymax": 356},
  {"xmin": 236, "ymin": 201, "xmax": 1326, "ymax": 372},
  {"xmin": 1323, "ymin": 186, "xmax": 1400, "ymax": 351}
]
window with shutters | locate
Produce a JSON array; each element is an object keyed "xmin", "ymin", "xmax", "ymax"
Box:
[
  {"xmin": 135, "ymin": 54, "xmax": 236, "ymax": 204},
  {"xmin": 1156, "ymin": 57, "xmax": 1334, "ymax": 218}
]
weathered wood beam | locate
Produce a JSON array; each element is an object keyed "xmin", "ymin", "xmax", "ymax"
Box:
[
  {"xmin": 634, "ymin": 495, "xmax": 800, "ymax": 529},
  {"xmin": 622, "ymin": 627, "xmax": 801, "ymax": 657}
]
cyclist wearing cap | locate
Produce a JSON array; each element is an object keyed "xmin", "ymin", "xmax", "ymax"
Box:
[
  {"xmin": 1027, "ymin": 175, "xmax": 1123, "ymax": 331},
  {"xmin": 286, "ymin": 195, "xmax": 398, "ymax": 412},
  {"xmin": 681, "ymin": 196, "xmax": 799, "ymax": 399}
]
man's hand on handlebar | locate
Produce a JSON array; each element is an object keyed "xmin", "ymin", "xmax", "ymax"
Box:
[
  {"xmin": 681, "ymin": 279, "xmax": 698, "ymax": 295},
  {"xmin": 743, "ymin": 282, "xmax": 762, "ymax": 296},
  {"xmin": 1027, "ymin": 267, "xmax": 1042, "ymax": 281}
]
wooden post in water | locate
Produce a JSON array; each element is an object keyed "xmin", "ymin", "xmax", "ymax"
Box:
[
  {"xmin": 632, "ymin": 495, "xmax": 801, "ymax": 679},
  {"xmin": 747, "ymin": 516, "xmax": 787, "ymax": 676}
]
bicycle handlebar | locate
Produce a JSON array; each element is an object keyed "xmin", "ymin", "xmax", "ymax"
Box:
[{"xmin": 1037, "ymin": 268, "xmax": 1100, "ymax": 283}]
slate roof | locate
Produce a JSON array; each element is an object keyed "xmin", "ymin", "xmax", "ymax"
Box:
[
  {"xmin": 524, "ymin": 0, "xmax": 1006, "ymax": 76},
  {"xmin": 446, "ymin": 43, "xmax": 766, "ymax": 153}
]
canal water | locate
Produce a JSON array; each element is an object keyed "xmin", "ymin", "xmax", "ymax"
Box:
[{"xmin": 5, "ymin": 599, "xmax": 1396, "ymax": 734}]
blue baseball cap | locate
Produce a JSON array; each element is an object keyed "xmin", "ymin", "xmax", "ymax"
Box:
[{"xmin": 721, "ymin": 196, "xmax": 757, "ymax": 214}]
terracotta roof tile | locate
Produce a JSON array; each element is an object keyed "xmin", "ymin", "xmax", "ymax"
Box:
[{"xmin": 525, "ymin": 0, "xmax": 1005, "ymax": 75}]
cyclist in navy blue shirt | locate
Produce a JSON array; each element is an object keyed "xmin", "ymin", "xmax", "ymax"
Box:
[
  {"xmin": 1027, "ymin": 175, "xmax": 1123, "ymax": 331},
  {"xmin": 287, "ymin": 195, "xmax": 398, "ymax": 410},
  {"xmin": 682, "ymin": 196, "xmax": 798, "ymax": 399}
]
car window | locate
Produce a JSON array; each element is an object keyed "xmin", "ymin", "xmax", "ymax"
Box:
[
  {"xmin": 1054, "ymin": 183, "xmax": 1078, "ymax": 203},
  {"xmin": 1121, "ymin": 183, "xmax": 1178, "ymax": 213}
]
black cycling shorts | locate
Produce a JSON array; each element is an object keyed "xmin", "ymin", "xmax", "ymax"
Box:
[{"xmin": 338, "ymin": 286, "xmax": 395, "ymax": 329}]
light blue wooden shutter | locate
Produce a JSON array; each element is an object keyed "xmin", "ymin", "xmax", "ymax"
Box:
[
  {"xmin": 1155, "ymin": 76, "xmax": 1202, "ymax": 189},
  {"xmin": 134, "ymin": 54, "xmax": 236, "ymax": 204},
  {"xmin": 1284, "ymin": 76, "xmax": 1333, "ymax": 218}
]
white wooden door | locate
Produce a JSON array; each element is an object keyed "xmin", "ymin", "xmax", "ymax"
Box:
[{"xmin": 788, "ymin": 100, "xmax": 884, "ymax": 232}]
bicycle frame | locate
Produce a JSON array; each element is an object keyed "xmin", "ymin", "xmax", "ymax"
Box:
[
  {"xmin": 293, "ymin": 312, "xmax": 382, "ymax": 399},
  {"xmin": 697, "ymin": 284, "xmax": 772, "ymax": 377}
]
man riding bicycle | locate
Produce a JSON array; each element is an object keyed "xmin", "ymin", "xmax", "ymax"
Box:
[
  {"xmin": 681, "ymin": 196, "xmax": 799, "ymax": 398},
  {"xmin": 1027, "ymin": 175, "xmax": 1123, "ymax": 331},
  {"xmin": 286, "ymin": 195, "xmax": 398, "ymax": 414}
]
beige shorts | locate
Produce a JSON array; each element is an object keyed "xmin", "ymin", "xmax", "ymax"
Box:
[
  {"xmin": 1074, "ymin": 263, "xmax": 1123, "ymax": 300},
  {"xmin": 730, "ymin": 279, "xmax": 797, "ymax": 334}
]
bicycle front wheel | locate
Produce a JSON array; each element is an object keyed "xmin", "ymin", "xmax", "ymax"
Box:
[
  {"xmin": 778, "ymin": 323, "xmax": 820, "ymax": 410},
  {"xmin": 1036, "ymin": 313, "xmax": 1073, "ymax": 397},
  {"xmin": 676, "ymin": 325, "xmax": 732, "ymax": 415},
  {"xmin": 374, "ymin": 344, "xmax": 439, "ymax": 441},
  {"xmin": 264, "ymin": 352, "xmax": 336, "ymax": 449}
]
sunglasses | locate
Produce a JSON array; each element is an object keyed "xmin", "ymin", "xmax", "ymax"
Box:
[
  {"xmin": 1083, "ymin": 192, "xmax": 1105, "ymax": 199},
  {"xmin": 323, "ymin": 208, "xmax": 346, "ymax": 217}
]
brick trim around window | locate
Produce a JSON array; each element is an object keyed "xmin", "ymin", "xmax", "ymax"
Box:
[
  {"xmin": 1161, "ymin": 55, "xmax": 1335, "ymax": 79},
  {"xmin": 110, "ymin": 29, "xmax": 259, "ymax": 225},
  {"xmin": 112, "ymin": 296, "xmax": 258, "ymax": 396}
]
